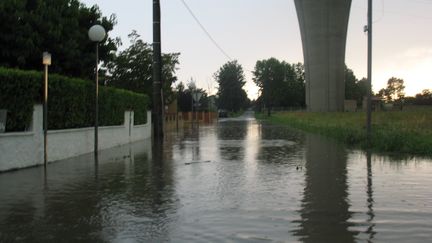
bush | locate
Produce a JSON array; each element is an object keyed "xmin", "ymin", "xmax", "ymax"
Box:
[
  {"xmin": 0, "ymin": 68, "xmax": 41, "ymax": 131},
  {"xmin": 0, "ymin": 67, "xmax": 149, "ymax": 131}
]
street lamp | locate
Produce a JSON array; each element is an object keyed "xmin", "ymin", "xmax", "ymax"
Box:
[
  {"xmin": 192, "ymin": 90, "xmax": 202, "ymax": 124},
  {"xmin": 42, "ymin": 52, "xmax": 51, "ymax": 166},
  {"xmin": 88, "ymin": 24, "xmax": 106, "ymax": 158},
  {"xmin": 189, "ymin": 82, "xmax": 196, "ymax": 123}
]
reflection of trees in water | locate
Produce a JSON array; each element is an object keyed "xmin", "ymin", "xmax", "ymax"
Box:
[
  {"xmin": 257, "ymin": 125, "xmax": 305, "ymax": 164},
  {"xmin": 97, "ymin": 141, "xmax": 178, "ymax": 241},
  {"xmin": 257, "ymin": 146, "xmax": 301, "ymax": 164},
  {"xmin": 176, "ymin": 123, "xmax": 201, "ymax": 161},
  {"xmin": 293, "ymin": 133, "xmax": 356, "ymax": 242},
  {"xmin": 217, "ymin": 121, "xmax": 248, "ymax": 140},
  {"xmin": 259, "ymin": 124, "xmax": 305, "ymax": 142},
  {"xmin": 0, "ymin": 142, "xmax": 177, "ymax": 242},
  {"xmin": 219, "ymin": 147, "xmax": 243, "ymax": 161},
  {"xmin": 216, "ymin": 121, "xmax": 248, "ymax": 161},
  {"xmin": 0, "ymin": 159, "xmax": 107, "ymax": 241}
]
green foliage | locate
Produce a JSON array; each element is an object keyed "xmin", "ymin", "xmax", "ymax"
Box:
[
  {"xmin": 344, "ymin": 66, "xmax": 368, "ymax": 106},
  {"xmin": 215, "ymin": 60, "xmax": 250, "ymax": 112},
  {"xmin": 377, "ymin": 77, "xmax": 405, "ymax": 102},
  {"xmin": 106, "ymin": 31, "xmax": 180, "ymax": 105},
  {"xmin": 413, "ymin": 89, "xmax": 432, "ymax": 105},
  {"xmin": 0, "ymin": 68, "xmax": 41, "ymax": 131},
  {"xmin": 0, "ymin": 0, "xmax": 118, "ymax": 79},
  {"xmin": 258, "ymin": 109, "xmax": 432, "ymax": 156},
  {"xmin": 253, "ymin": 58, "xmax": 305, "ymax": 114},
  {"xmin": 0, "ymin": 67, "xmax": 149, "ymax": 132},
  {"xmin": 386, "ymin": 77, "xmax": 405, "ymax": 101}
]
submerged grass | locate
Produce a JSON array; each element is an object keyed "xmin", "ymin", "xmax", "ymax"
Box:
[{"xmin": 256, "ymin": 107, "xmax": 432, "ymax": 155}]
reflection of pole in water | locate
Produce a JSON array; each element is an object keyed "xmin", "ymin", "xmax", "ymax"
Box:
[
  {"xmin": 366, "ymin": 151, "xmax": 376, "ymax": 240},
  {"xmin": 43, "ymin": 166, "xmax": 48, "ymax": 191},
  {"xmin": 192, "ymin": 130, "xmax": 200, "ymax": 162},
  {"xmin": 94, "ymin": 153, "xmax": 99, "ymax": 180}
]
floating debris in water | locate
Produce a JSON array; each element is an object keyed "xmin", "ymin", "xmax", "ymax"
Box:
[{"xmin": 185, "ymin": 160, "xmax": 212, "ymax": 165}]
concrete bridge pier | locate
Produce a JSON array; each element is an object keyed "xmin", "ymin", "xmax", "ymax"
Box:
[{"xmin": 294, "ymin": 0, "xmax": 352, "ymax": 112}]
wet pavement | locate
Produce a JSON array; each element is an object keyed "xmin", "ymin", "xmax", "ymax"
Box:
[{"xmin": 1, "ymin": 111, "xmax": 432, "ymax": 242}]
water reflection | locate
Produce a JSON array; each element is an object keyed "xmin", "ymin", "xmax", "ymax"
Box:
[
  {"xmin": 0, "ymin": 140, "xmax": 179, "ymax": 242},
  {"xmin": 256, "ymin": 124, "xmax": 305, "ymax": 165},
  {"xmin": 217, "ymin": 120, "xmax": 248, "ymax": 161},
  {"xmin": 2, "ymin": 115, "xmax": 432, "ymax": 241},
  {"xmin": 294, "ymin": 133, "xmax": 356, "ymax": 242},
  {"xmin": 366, "ymin": 151, "xmax": 376, "ymax": 241}
]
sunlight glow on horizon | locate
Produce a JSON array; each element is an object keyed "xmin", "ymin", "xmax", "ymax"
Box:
[{"xmin": 80, "ymin": 0, "xmax": 432, "ymax": 100}]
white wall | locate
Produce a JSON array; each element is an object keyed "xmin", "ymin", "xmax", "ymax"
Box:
[
  {"xmin": 0, "ymin": 106, "xmax": 43, "ymax": 171},
  {"xmin": 0, "ymin": 105, "xmax": 152, "ymax": 172}
]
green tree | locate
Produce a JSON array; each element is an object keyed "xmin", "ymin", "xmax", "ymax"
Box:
[
  {"xmin": 345, "ymin": 66, "xmax": 358, "ymax": 100},
  {"xmin": 377, "ymin": 88, "xmax": 388, "ymax": 101},
  {"xmin": 214, "ymin": 60, "xmax": 249, "ymax": 112},
  {"xmin": 106, "ymin": 31, "xmax": 180, "ymax": 105},
  {"xmin": 386, "ymin": 77, "xmax": 405, "ymax": 101},
  {"xmin": 176, "ymin": 82, "xmax": 191, "ymax": 112},
  {"xmin": 414, "ymin": 89, "xmax": 432, "ymax": 105},
  {"xmin": 253, "ymin": 58, "xmax": 305, "ymax": 116},
  {"xmin": 0, "ymin": 0, "xmax": 118, "ymax": 78},
  {"xmin": 344, "ymin": 66, "xmax": 368, "ymax": 106}
]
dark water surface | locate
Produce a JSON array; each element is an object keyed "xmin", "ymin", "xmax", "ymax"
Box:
[{"xmin": 1, "ymin": 112, "xmax": 432, "ymax": 242}]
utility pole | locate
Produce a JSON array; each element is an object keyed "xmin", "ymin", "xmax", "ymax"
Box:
[
  {"xmin": 153, "ymin": 0, "xmax": 164, "ymax": 141},
  {"xmin": 366, "ymin": 0, "xmax": 373, "ymax": 143}
]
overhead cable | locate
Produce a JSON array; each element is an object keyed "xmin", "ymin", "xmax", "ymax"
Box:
[{"xmin": 179, "ymin": 0, "xmax": 233, "ymax": 60}]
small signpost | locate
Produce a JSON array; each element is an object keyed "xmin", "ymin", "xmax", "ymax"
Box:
[
  {"xmin": 192, "ymin": 91, "xmax": 202, "ymax": 125},
  {"xmin": 0, "ymin": 109, "xmax": 6, "ymax": 133}
]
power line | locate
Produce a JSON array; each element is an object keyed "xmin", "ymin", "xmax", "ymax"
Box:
[{"xmin": 179, "ymin": 0, "xmax": 233, "ymax": 60}]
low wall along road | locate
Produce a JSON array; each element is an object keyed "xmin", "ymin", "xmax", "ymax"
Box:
[{"xmin": 0, "ymin": 105, "xmax": 152, "ymax": 172}]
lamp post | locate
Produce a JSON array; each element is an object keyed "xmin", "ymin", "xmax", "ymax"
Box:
[
  {"xmin": 189, "ymin": 82, "xmax": 196, "ymax": 125},
  {"xmin": 88, "ymin": 24, "xmax": 106, "ymax": 158},
  {"xmin": 192, "ymin": 90, "xmax": 202, "ymax": 125},
  {"xmin": 42, "ymin": 52, "xmax": 51, "ymax": 167}
]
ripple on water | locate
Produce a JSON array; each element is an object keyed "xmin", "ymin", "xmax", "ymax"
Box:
[{"xmin": 1, "ymin": 120, "xmax": 432, "ymax": 242}]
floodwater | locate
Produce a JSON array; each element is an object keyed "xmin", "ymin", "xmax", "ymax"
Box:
[{"xmin": 1, "ymin": 111, "xmax": 432, "ymax": 242}]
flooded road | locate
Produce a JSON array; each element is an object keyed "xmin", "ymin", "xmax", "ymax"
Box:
[{"xmin": 1, "ymin": 111, "xmax": 432, "ymax": 242}]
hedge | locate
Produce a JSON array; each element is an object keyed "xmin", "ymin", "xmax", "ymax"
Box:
[{"xmin": 0, "ymin": 67, "xmax": 149, "ymax": 132}]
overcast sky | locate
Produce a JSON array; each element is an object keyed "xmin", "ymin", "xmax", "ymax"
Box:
[{"xmin": 81, "ymin": 0, "xmax": 432, "ymax": 99}]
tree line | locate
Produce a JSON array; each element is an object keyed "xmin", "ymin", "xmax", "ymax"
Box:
[
  {"xmin": 0, "ymin": 0, "xmax": 180, "ymax": 108},
  {"xmin": 0, "ymin": 0, "xmax": 118, "ymax": 78},
  {"xmin": 213, "ymin": 59, "xmax": 368, "ymax": 115},
  {"xmin": 2, "ymin": 0, "xmax": 430, "ymax": 113},
  {"xmin": 213, "ymin": 57, "xmax": 432, "ymax": 114}
]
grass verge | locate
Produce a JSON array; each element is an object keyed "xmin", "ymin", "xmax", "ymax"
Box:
[{"xmin": 256, "ymin": 108, "xmax": 432, "ymax": 156}]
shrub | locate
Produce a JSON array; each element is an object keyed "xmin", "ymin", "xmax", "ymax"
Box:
[
  {"xmin": 0, "ymin": 67, "xmax": 149, "ymax": 131},
  {"xmin": 0, "ymin": 68, "xmax": 41, "ymax": 131}
]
